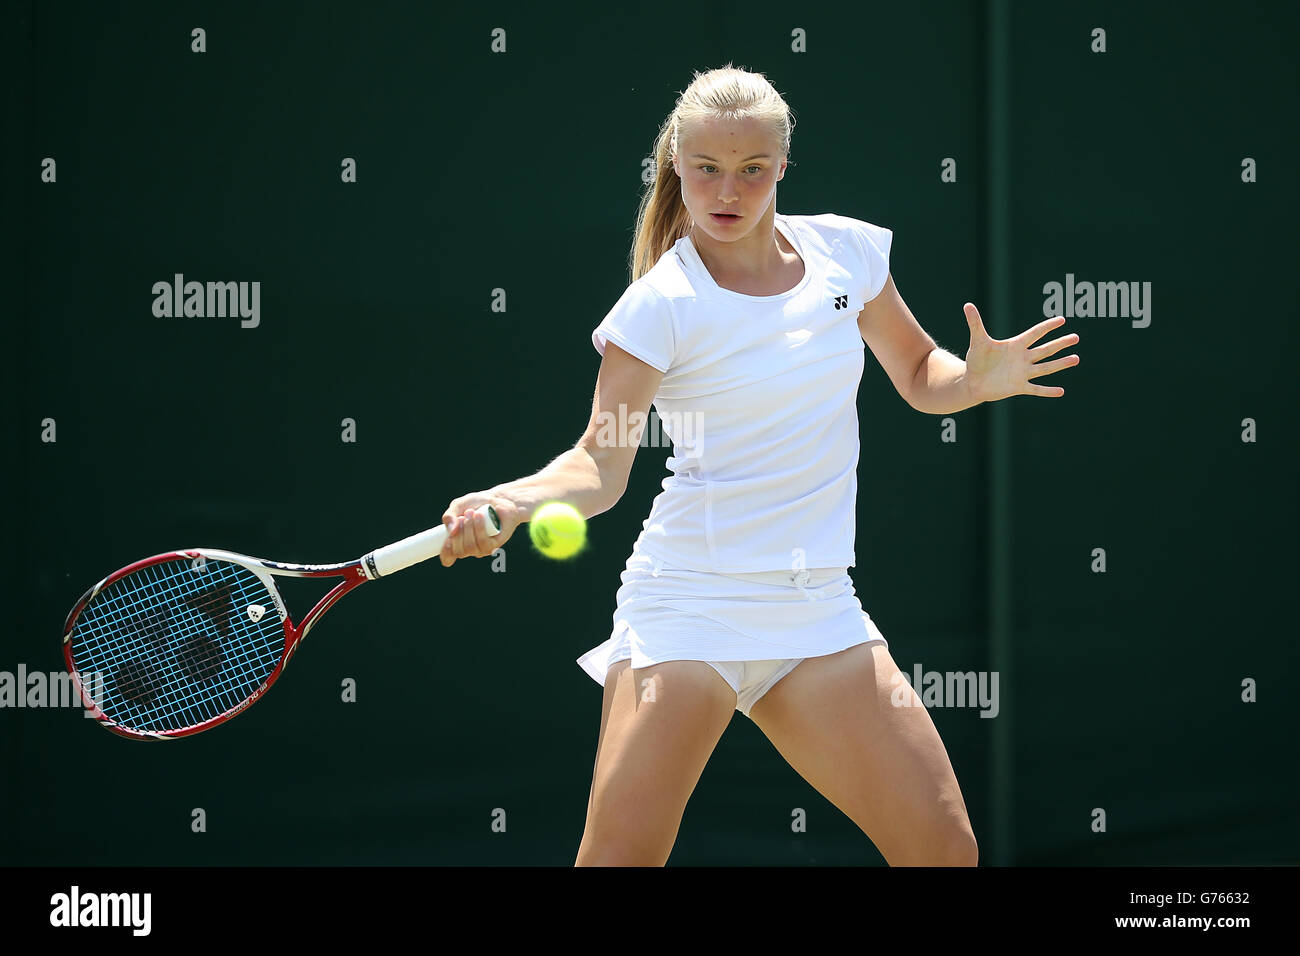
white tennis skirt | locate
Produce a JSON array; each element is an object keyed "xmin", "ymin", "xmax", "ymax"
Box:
[{"xmin": 576, "ymin": 550, "xmax": 889, "ymax": 686}]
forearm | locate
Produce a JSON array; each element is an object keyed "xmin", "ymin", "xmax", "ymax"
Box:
[
  {"xmin": 908, "ymin": 347, "xmax": 981, "ymax": 415},
  {"xmin": 489, "ymin": 446, "xmax": 623, "ymax": 522}
]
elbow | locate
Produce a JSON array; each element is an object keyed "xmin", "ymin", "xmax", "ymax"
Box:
[
  {"xmin": 580, "ymin": 443, "xmax": 629, "ymax": 516},
  {"xmin": 904, "ymin": 388, "xmax": 940, "ymax": 415},
  {"xmin": 901, "ymin": 381, "xmax": 925, "ymax": 414},
  {"xmin": 597, "ymin": 469, "xmax": 628, "ymax": 515},
  {"xmin": 905, "ymin": 346, "xmax": 935, "ymax": 407},
  {"xmin": 582, "ymin": 484, "xmax": 624, "ymax": 521}
]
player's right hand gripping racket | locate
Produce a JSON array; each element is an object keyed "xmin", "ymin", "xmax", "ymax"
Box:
[{"xmin": 61, "ymin": 506, "xmax": 500, "ymax": 740}]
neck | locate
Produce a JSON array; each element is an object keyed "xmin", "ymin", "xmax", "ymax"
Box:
[{"xmin": 689, "ymin": 207, "xmax": 786, "ymax": 280}]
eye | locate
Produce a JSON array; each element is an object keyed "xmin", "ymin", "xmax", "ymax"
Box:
[{"xmin": 699, "ymin": 165, "xmax": 764, "ymax": 174}]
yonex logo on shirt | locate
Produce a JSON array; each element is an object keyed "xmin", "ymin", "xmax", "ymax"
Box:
[{"xmin": 832, "ymin": 294, "xmax": 849, "ymax": 310}]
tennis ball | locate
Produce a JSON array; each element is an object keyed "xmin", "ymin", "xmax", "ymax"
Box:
[{"xmin": 529, "ymin": 501, "xmax": 587, "ymax": 560}]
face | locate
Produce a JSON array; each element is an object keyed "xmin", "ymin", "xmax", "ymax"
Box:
[{"xmin": 672, "ymin": 114, "xmax": 786, "ymax": 242}]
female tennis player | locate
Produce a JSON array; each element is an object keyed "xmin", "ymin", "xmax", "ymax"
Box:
[{"xmin": 436, "ymin": 64, "xmax": 1079, "ymax": 866}]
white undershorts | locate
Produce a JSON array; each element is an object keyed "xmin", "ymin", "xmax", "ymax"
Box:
[{"xmin": 577, "ymin": 551, "xmax": 889, "ymax": 719}]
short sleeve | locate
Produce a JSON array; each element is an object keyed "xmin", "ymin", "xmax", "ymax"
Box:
[
  {"xmin": 844, "ymin": 218, "xmax": 893, "ymax": 303},
  {"xmin": 591, "ymin": 281, "xmax": 676, "ymax": 373}
]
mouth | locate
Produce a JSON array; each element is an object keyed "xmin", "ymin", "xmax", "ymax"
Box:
[{"xmin": 709, "ymin": 213, "xmax": 742, "ymax": 224}]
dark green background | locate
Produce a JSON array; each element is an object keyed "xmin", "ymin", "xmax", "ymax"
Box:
[{"xmin": 3, "ymin": 0, "xmax": 1296, "ymax": 865}]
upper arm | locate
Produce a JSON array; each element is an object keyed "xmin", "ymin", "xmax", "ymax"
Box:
[
  {"xmin": 576, "ymin": 341, "xmax": 665, "ymax": 496},
  {"xmin": 856, "ymin": 273, "xmax": 936, "ymax": 408}
]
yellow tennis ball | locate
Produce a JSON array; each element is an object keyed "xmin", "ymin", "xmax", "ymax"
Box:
[{"xmin": 529, "ymin": 501, "xmax": 587, "ymax": 559}]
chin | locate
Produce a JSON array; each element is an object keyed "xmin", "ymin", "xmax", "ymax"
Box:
[{"xmin": 697, "ymin": 217, "xmax": 747, "ymax": 239}]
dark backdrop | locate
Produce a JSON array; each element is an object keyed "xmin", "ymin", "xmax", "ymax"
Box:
[{"xmin": 3, "ymin": 0, "xmax": 1296, "ymax": 865}]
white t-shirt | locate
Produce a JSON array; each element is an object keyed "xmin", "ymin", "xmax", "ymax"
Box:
[{"xmin": 591, "ymin": 211, "xmax": 893, "ymax": 573}]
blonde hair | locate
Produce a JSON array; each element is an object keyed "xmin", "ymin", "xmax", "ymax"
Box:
[{"xmin": 629, "ymin": 63, "xmax": 795, "ymax": 282}]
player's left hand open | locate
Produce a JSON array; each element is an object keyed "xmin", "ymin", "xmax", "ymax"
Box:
[{"xmin": 962, "ymin": 303, "xmax": 1081, "ymax": 403}]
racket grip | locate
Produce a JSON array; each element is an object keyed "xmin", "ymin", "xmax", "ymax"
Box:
[{"xmin": 364, "ymin": 505, "xmax": 501, "ymax": 578}]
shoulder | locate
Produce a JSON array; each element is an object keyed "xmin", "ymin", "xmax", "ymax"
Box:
[
  {"xmin": 785, "ymin": 212, "xmax": 891, "ymax": 250},
  {"xmin": 786, "ymin": 212, "xmax": 893, "ymax": 304},
  {"xmin": 631, "ymin": 240, "xmax": 705, "ymax": 304}
]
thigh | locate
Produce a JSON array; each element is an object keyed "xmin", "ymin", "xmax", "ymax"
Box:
[
  {"xmin": 577, "ymin": 658, "xmax": 737, "ymax": 866},
  {"xmin": 748, "ymin": 641, "xmax": 977, "ymax": 866}
]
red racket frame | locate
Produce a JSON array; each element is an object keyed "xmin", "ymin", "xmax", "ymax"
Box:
[{"xmin": 62, "ymin": 549, "xmax": 370, "ymax": 741}]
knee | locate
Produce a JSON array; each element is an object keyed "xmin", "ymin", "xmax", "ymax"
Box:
[
  {"xmin": 935, "ymin": 826, "xmax": 979, "ymax": 867},
  {"xmin": 574, "ymin": 840, "xmax": 668, "ymax": 867},
  {"xmin": 888, "ymin": 822, "xmax": 978, "ymax": 867},
  {"xmin": 575, "ymin": 824, "xmax": 672, "ymax": 866}
]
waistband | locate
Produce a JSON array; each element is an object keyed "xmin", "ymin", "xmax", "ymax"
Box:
[{"xmin": 626, "ymin": 551, "xmax": 846, "ymax": 600}]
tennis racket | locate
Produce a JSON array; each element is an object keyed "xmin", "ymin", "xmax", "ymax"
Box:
[{"xmin": 61, "ymin": 505, "xmax": 501, "ymax": 740}]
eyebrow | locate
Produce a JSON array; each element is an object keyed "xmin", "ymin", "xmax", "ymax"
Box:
[{"xmin": 689, "ymin": 153, "xmax": 772, "ymax": 162}]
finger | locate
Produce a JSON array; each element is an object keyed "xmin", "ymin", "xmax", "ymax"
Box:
[
  {"xmin": 453, "ymin": 515, "xmax": 474, "ymax": 559},
  {"xmin": 460, "ymin": 509, "xmax": 486, "ymax": 556},
  {"xmin": 1026, "ymin": 354, "xmax": 1081, "ymax": 380},
  {"xmin": 438, "ymin": 514, "xmax": 455, "ymax": 566},
  {"xmin": 1029, "ymin": 332, "xmax": 1080, "ymax": 361},
  {"xmin": 440, "ymin": 521, "xmax": 460, "ymax": 566},
  {"xmin": 1025, "ymin": 383, "xmax": 1066, "ymax": 398},
  {"xmin": 963, "ymin": 303, "xmax": 988, "ymax": 338},
  {"xmin": 1018, "ymin": 315, "xmax": 1067, "ymax": 347},
  {"xmin": 468, "ymin": 508, "xmax": 499, "ymax": 557}
]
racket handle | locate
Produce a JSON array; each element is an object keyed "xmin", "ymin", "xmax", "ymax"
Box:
[{"xmin": 364, "ymin": 505, "xmax": 501, "ymax": 578}]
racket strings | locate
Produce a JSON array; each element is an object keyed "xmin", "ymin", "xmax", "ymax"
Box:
[
  {"xmin": 76, "ymin": 565, "xmax": 276, "ymax": 728},
  {"xmin": 68, "ymin": 558, "xmax": 286, "ymax": 734}
]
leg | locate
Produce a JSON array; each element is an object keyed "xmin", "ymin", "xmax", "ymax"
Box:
[
  {"xmin": 748, "ymin": 641, "xmax": 978, "ymax": 866},
  {"xmin": 575, "ymin": 658, "xmax": 737, "ymax": 866}
]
